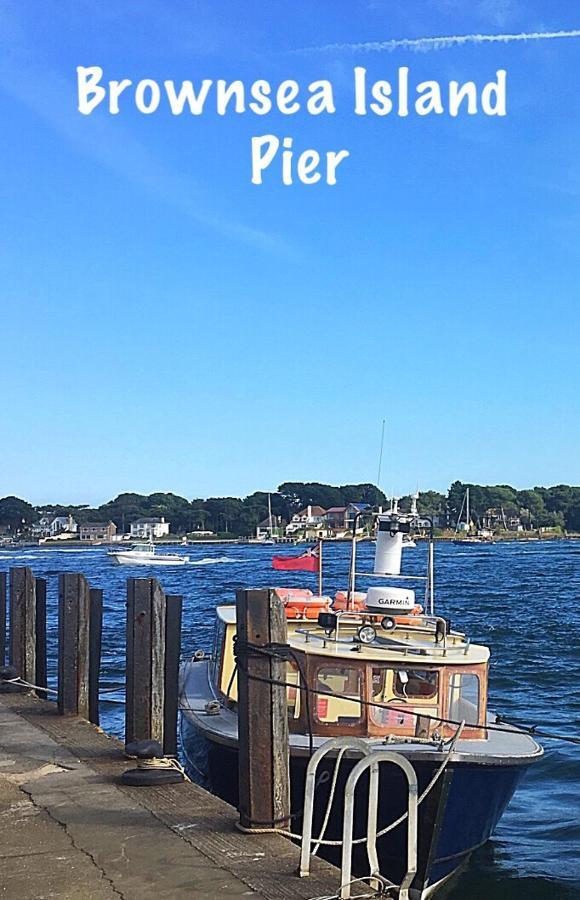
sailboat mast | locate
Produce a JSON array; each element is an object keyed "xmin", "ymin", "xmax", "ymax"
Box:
[
  {"xmin": 268, "ymin": 493, "xmax": 273, "ymax": 539},
  {"xmin": 466, "ymin": 487, "xmax": 470, "ymax": 532}
]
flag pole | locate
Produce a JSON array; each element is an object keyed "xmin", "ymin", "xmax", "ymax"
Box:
[{"xmin": 318, "ymin": 537, "xmax": 323, "ymax": 596}]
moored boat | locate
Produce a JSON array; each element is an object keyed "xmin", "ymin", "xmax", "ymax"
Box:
[
  {"xmin": 108, "ymin": 542, "xmax": 189, "ymax": 566},
  {"xmin": 452, "ymin": 487, "xmax": 494, "ymax": 544},
  {"xmin": 180, "ymin": 509, "xmax": 542, "ymax": 898}
]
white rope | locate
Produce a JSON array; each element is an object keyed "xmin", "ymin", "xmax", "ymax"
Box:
[
  {"xmin": 136, "ymin": 756, "xmax": 188, "ymax": 776},
  {"xmin": 3, "ymin": 676, "xmax": 58, "ymax": 695},
  {"xmin": 3, "ymin": 676, "xmax": 125, "ymax": 704},
  {"xmin": 226, "ymin": 721, "xmax": 465, "ymax": 847},
  {"xmin": 311, "ymin": 747, "xmax": 348, "ymax": 855}
]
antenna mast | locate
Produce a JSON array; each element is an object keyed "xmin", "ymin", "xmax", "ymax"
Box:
[{"xmin": 376, "ymin": 418, "xmax": 386, "ymax": 489}]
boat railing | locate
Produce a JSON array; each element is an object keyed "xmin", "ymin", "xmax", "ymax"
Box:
[
  {"xmin": 295, "ymin": 626, "xmax": 469, "ymax": 657},
  {"xmin": 295, "ymin": 610, "xmax": 469, "ymax": 656},
  {"xmin": 299, "ymin": 737, "xmax": 418, "ymax": 900}
]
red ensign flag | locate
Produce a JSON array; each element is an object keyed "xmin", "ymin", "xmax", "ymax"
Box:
[{"xmin": 272, "ymin": 547, "xmax": 319, "ymax": 572}]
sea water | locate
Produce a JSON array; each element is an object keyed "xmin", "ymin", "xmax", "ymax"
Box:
[{"xmin": 1, "ymin": 540, "xmax": 578, "ymax": 899}]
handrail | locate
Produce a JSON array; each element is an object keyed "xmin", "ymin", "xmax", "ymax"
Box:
[
  {"xmin": 294, "ymin": 614, "xmax": 468, "ymax": 654},
  {"xmin": 299, "ymin": 737, "xmax": 373, "ymax": 878},
  {"xmin": 294, "ymin": 628, "xmax": 470, "ymax": 658},
  {"xmin": 299, "ymin": 738, "xmax": 418, "ymax": 900},
  {"xmin": 341, "ymin": 751, "xmax": 418, "ymax": 900}
]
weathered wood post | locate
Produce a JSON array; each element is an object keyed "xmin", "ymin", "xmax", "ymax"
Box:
[
  {"xmin": 163, "ymin": 594, "xmax": 183, "ymax": 757},
  {"xmin": 35, "ymin": 577, "xmax": 47, "ymax": 696},
  {"xmin": 125, "ymin": 578, "xmax": 166, "ymax": 748},
  {"xmin": 0, "ymin": 572, "xmax": 6, "ymax": 667},
  {"xmin": 58, "ymin": 573, "xmax": 90, "ymax": 716},
  {"xmin": 88, "ymin": 588, "xmax": 103, "ymax": 726},
  {"xmin": 236, "ymin": 588, "xmax": 290, "ymax": 831},
  {"xmin": 9, "ymin": 567, "xmax": 36, "ymax": 684}
]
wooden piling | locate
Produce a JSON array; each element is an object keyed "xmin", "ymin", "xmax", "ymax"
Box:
[
  {"xmin": 58, "ymin": 573, "xmax": 90, "ymax": 717},
  {"xmin": 88, "ymin": 588, "xmax": 103, "ymax": 726},
  {"xmin": 126, "ymin": 578, "xmax": 166, "ymax": 747},
  {"xmin": 9, "ymin": 567, "xmax": 36, "ymax": 684},
  {"xmin": 35, "ymin": 578, "xmax": 47, "ymax": 696},
  {"xmin": 163, "ymin": 594, "xmax": 183, "ymax": 757},
  {"xmin": 0, "ymin": 572, "xmax": 6, "ymax": 667},
  {"xmin": 236, "ymin": 588, "xmax": 290, "ymax": 831}
]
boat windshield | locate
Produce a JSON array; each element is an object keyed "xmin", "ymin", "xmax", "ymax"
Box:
[
  {"xmin": 447, "ymin": 672, "xmax": 480, "ymax": 726},
  {"xmin": 132, "ymin": 543, "xmax": 153, "ymax": 553},
  {"xmin": 370, "ymin": 666, "xmax": 440, "ymax": 731},
  {"xmin": 314, "ymin": 665, "xmax": 363, "ymax": 725}
]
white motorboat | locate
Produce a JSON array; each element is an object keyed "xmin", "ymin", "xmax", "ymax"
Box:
[{"xmin": 108, "ymin": 542, "xmax": 189, "ymax": 566}]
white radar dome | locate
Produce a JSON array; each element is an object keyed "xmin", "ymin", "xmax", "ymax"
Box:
[{"xmin": 366, "ymin": 586, "xmax": 416, "ymax": 612}]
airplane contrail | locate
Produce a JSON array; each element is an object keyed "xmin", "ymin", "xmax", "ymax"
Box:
[{"xmin": 295, "ymin": 29, "xmax": 580, "ymax": 54}]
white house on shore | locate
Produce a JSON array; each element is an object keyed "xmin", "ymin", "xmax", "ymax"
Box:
[
  {"xmin": 285, "ymin": 506, "xmax": 327, "ymax": 537},
  {"xmin": 130, "ymin": 517, "xmax": 170, "ymax": 539},
  {"xmin": 32, "ymin": 515, "xmax": 78, "ymax": 539}
]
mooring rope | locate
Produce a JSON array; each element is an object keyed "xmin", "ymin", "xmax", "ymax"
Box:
[{"xmin": 2, "ymin": 676, "xmax": 126, "ymax": 705}]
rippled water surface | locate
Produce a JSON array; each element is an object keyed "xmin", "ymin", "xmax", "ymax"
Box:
[{"xmin": 1, "ymin": 539, "xmax": 578, "ymax": 898}]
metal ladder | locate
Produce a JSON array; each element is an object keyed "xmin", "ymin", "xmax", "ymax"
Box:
[{"xmin": 299, "ymin": 738, "xmax": 418, "ymax": 900}]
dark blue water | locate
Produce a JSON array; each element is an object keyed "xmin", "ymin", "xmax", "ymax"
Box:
[{"xmin": 1, "ymin": 540, "xmax": 578, "ymax": 898}]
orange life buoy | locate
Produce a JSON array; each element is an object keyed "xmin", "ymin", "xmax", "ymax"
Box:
[
  {"xmin": 276, "ymin": 588, "xmax": 329, "ymax": 619},
  {"xmin": 333, "ymin": 591, "xmax": 367, "ymax": 611},
  {"xmin": 274, "ymin": 588, "xmax": 313, "ymax": 602},
  {"xmin": 392, "ymin": 615, "xmax": 423, "ymax": 627},
  {"xmin": 380, "ymin": 606, "xmax": 425, "ymax": 629}
]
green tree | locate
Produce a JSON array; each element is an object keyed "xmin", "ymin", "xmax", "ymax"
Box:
[
  {"xmin": 190, "ymin": 500, "xmax": 210, "ymax": 532},
  {"xmin": 97, "ymin": 493, "xmax": 149, "ymax": 531},
  {"xmin": 145, "ymin": 493, "xmax": 192, "ymax": 532},
  {"xmin": 417, "ymin": 491, "xmax": 446, "ymax": 517},
  {"xmin": 447, "ymin": 481, "xmax": 465, "ymax": 525},
  {"xmin": 339, "ymin": 484, "xmax": 387, "ymax": 507},
  {"xmin": 565, "ymin": 501, "xmax": 580, "ymax": 531},
  {"xmin": 277, "ymin": 482, "xmax": 345, "ymax": 513},
  {"xmin": 0, "ymin": 496, "xmax": 38, "ymax": 531}
]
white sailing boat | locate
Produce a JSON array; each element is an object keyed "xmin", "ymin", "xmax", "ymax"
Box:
[
  {"xmin": 250, "ymin": 493, "xmax": 277, "ymax": 544},
  {"xmin": 453, "ymin": 488, "xmax": 493, "ymax": 545}
]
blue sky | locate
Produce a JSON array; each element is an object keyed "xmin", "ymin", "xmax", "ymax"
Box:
[{"xmin": 1, "ymin": 0, "xmax": 579, "ymax": 505}]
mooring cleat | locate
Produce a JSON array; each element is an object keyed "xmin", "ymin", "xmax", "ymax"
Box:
[{"xmin": 121, "ymin": 739, "xmax": 185, "ymax": 786}]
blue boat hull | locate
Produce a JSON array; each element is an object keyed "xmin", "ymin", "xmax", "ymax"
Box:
[{"xmin": 181, "ymin": 720, "xmax": 531, "ymax": 897}]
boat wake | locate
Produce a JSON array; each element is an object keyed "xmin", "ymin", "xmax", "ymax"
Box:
[
  {"xmin": 0, "ymin": 552, "xmax": 38, "ymax": 560},
  {"xmin": 188, "ymin": 556, "xmax": 242, "ymax": 566}
]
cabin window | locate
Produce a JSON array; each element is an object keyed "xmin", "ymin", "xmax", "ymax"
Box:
[
  {"xmin": 314, "ymin": 666, "xmax": 362, "ymax": 725},
  {"xmin": 369, "ymin": 667, "xmax": 439, "ymax": 730},
  {"xmin": 286, "ymin": 661, "xmax": 302, "ymax": 720},
  {"xmin": 448, "ymin": 672, "xmax": 480, "ymax": 726},
  {"xmin": 393, "ymin": 669, "xmax": 438, "ymax": 700}
]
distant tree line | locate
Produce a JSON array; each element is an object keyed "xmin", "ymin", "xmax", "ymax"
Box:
[{"xmin": 0, "ymin": 480, "xmax": 579, "ymax": 538}]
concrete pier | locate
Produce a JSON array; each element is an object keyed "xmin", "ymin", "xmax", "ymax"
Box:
[{"xmin": 0, "ymin": 693, "xmax": 339, "ymax": 900}]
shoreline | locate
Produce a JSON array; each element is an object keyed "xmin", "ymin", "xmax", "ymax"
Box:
[{"xmin": 1, "ymin": 533, "xmax": 578, "ymax": 551}]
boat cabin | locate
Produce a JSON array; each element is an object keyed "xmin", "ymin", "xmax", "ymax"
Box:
[{"xmin": 211, "ymin": 604, "xmax": 489, "ymax": 742}]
